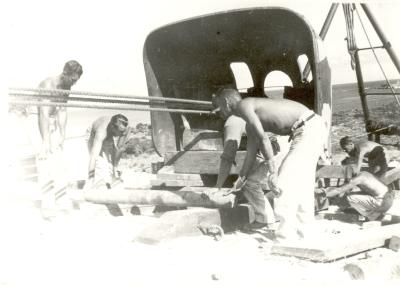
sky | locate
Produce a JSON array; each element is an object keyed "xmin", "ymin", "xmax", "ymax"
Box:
[{"xmin": 6, "ymin": 0, "xmax": 400, "ymax": 96}]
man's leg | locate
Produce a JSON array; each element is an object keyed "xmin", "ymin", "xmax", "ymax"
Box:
[
  {"xmin": 346, "ymin": 194, "xmax": 382, "ymax": 221},
  {"xmin": 296, "ymin": 118, "xmax": 328, "ymax": 237},
  {"xmin": 38, "ymin": 106, "xmax": 51, "ymax": 158},
  {"xmin": 275, "ymin": 115, "xmax": 327, "ymax": 241},
  {"xmin": 274, "ymin": 147, "xmax": 302, "ymax": 241},
  {"xmin": 242, "ymin": 158, "xmax": 275, "ymax": 224},
  {"xmin": 56, "ymin": 107, "xmax": 67, "ymax": 150}
]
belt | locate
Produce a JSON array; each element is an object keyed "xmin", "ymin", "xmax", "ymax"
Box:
[{"xmin": 288, "ymin": 112, "xmax": 316, "ymax": 142}]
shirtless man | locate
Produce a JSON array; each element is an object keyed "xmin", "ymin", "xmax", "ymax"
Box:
[
  {"xmin": 37, "ymin": 60, "xmax": 83, "ymax": 157},
  {"xmin": 340, "ymin": 136, "xmax": 388, "ymax": 177},
  {"xmin": 212, "ymin": 88, "xmax": 328, "ymax": 242},
  {"xmin": 321, "ymin": 171, "xmax": 395, "ymax": 221},
  {"xmin": 215, "ymin": 115, "xmax": 284, "ymax": 189},
  {"xmin": 84, "ymin": 114, "xmax": 132, "ymax": 190}
]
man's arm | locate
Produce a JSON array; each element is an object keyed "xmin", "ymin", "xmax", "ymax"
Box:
[
  {"xmin": 239, "ymin": 125, "xmax": 260, "ymax": 178},
  {"xmin": 37, "ymin": 80, "xmax": 54, "ymax": 156},
  {"xmin": 216, "ymin": 139, "xmax": 239, "ymax": 188},
  {"xmin": 239, "ymin": 109, "xmax": 277, "ymax": 175},
  {"xmin": 113, "ymin": 127, "xmax": 133, "ymax": 169},
  {"xmin": 215, "ymin": 121, "xmax": 244, "ymax": 188},
  {"xmin": 85, "ymin": 131, "xmax": 106, "ymax": 188},
  {"xmin": 324, "ymin": 173, "xmax": 369, "ymax": 198},
  {"xmin": 355, "ymin": 146, "xmax": 367, "ymax": 174}
]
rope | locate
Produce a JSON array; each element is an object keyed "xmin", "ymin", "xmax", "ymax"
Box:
[
  {"xmin": 9, "ymin": 87, "xmax": 213, "ymax": 106},
  {"xmin": 8, "ymin": 99, "xmax": 213, "ymax": 115},
  {"xmin": 354, "ymin": 6, "xmax": 400, "ymax": 108},
  {"xmin": 343, "ymin": 3, "xmax": 357, "ymax": 70},
  {"xmin": 331, "ymin": 125, "xmax": 392, "ymax": 146}
]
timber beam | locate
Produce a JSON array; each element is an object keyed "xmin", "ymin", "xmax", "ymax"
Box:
[
  {"xmin": 271, "ymin": 222, "xmax": 400, "ymax": 262},
  {"xmin": 84, "ymin": 187, "xmax": 235, "ymax": 208}
]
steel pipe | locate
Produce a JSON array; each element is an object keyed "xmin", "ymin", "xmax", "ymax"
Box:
[
  {"xmin": 9, "ymin": 87, "xmax": 213, "ymax": 106},
  {"xmin": 8, "ymin": 99, "xmax": 213, "ymax": 114}
]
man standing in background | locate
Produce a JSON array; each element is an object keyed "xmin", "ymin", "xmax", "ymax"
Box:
[{"xmin": 37, "ymin": 60, "xmax": 83, "ymax": 158}]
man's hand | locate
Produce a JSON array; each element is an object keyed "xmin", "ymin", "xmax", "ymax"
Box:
[
  {"xmin": 83, "ymin": 177, "xmax": 95, "ymax": 191},
  {"xmin": 201, "ymin": 188, "xmax": 220, "ymax": 200},
  {"xmin": 223, "ymin": 176, "xmax": 247, "ymax": 196},
  {"xmin": 267, "ymin": 173, "xmax": 282, "ymax": 197},
  {"xmin": 115, "ymin": 170, "xmax": 123, "ymax": 179}
]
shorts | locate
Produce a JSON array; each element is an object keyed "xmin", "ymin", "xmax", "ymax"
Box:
[{"xmin": 347, "ymin": 189, "xmax": 395, "ymax": 220}]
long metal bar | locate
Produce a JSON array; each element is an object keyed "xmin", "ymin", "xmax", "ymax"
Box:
[
  {"xmin": 364, "ymin": 92, "xmax": 400, "ymax": 96},
  {"xmin": 8, "ymin": 99, "xmax": 213, "ymax": 114},
  {"xmin": 9, "ymin": 93, "xmax": 212, "ymax": 110},
  {"xmin": 9, "ymin": 87, "xmax": 213, "ymax": 106},
  {"xmin": 303, "ymin": 3, "xmax": 339, "ymax": 80},
  {"xmin": 356, "ymin": 45, "xmax": 384, "ymax": 51},
  {"xmin": 361, "ymin": 3, "xmax": 400, "ymax": 75}
]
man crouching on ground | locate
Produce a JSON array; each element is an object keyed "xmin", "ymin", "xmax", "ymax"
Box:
[
  {"xmin": 84, "ymin": 114, "xmax": 133, "ymax": 190},
  {"xmin": 318, "ymin": 146, "xmax": 394, "ymax": 221},
  {"xmin": 212, "ymin": 88, "xmax": 328, "ymax": 242}
]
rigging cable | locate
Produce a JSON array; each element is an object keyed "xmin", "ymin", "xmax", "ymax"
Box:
[
  {"xmin": 354, "ymin": 4, "xmax": 400, "ymax": 108},
  {"xmin": 343, "ymin": 4, "xmax": 357, "ymax": 70}
]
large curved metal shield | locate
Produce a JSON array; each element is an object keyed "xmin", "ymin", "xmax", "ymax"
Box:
[{"xmin": 143, "ymin": 7, "xmax": 332, "ymax": 157}]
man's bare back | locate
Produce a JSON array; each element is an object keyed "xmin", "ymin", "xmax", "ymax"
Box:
[
  {"xmin": 87, "ymin": 116, "xmax": 111, "ymax": 151},
  {"xmin": 84, "ymin": 114, "xmax": 130, "ymax": 190},
  {"xmin": 237, "ymin": 97, "xmax": 309, "ymax": 136}
]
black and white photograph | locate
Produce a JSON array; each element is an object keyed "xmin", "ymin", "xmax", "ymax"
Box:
[{"xmin": 4, "ymin": 0, "xmax": 400, "ymax": 284}]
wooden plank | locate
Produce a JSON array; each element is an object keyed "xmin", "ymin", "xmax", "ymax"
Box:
[
  {"xmin": 271, "ymin": 223, "xmax": 400, "ymax": 262},
  {"xmin": 19, "ymin": 155, "xmax": 37, "ymax": 165},
  {"xmin": 84, "ymin": 187, "xmax": 235, "ymax": 208},
  {"xmin": 165, "ymin": 151, "xmax": 247, "ymax": 174},
  {"xmin": 316, "ymin": 165, "xmax": 347, "ymax": 179},
  {"xmin": 156, "ymin": 165, "xmax": 203, "ymax": 181},
  {"xmin": 315, "ymin": 212, "xmax": 362, "ymax": 223},
  {"xmin": 150, "ymin": 179, "xmax": 205, "ymax": 187},
  {"xmin": 316, "ymin": 165, "xmax": 400, "ymax": 184},
  {"xmin": 135, "ymin": 204, "xmax": 255, "ymax": 244},
  {"xmin": 182, "ymin": 129, "xmax": 223, "ymax": 151},
  {"xmin": 167, "ymin": 151, "xmax": 341, "ymax": 175}
]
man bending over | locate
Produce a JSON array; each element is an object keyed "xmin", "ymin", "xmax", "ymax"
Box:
[
  {"xmin": 212, "ymin": 88, "xmax": 328, "ymax": 242},
  {"xmin": 318, "ymin": 146, "xmax": 394, "ymax": 221},
  {"xmin": 84, "ymin": 114, "xmax": 133, "ymax": 190},
  {"xmin": 340, "ymin": 136, "xmax": 388, "ymax": 177}
]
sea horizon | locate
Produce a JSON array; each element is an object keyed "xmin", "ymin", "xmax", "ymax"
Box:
[{"xmin": 63, "ymin": 78, "xmax": 399, "ymax": 139}]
